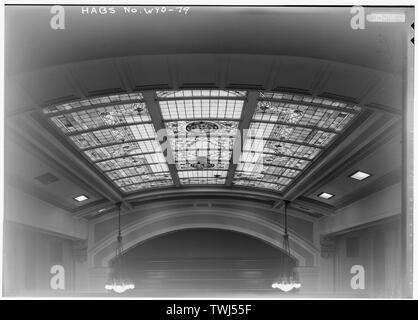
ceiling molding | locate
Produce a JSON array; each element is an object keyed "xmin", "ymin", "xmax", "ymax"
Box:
[
  {"xmin": 271, "ymin": 198, "xmax": 335, "ymax": 218},
  {"xmin": 142, "ymin": 91, "xmax": 181, "ymax": 187},
  {"xmin": 226, "ymin": 91, "xmax": 260, "ymax": 186},
  {"xmin": 10, "ymin": 113, "xmax": 133, "ymax": 211},
  {"xmin": 324, "ymin": 214, "xmax": 400, "ymax": 237},
  {"xmin": 363, "ymin": 103, "xmax": 402, "ymax": 116},
  {"xmin": 6, "ymin": 54, "xmax": 402, "ymax": 118},
  {"xmin": 64, "ymin": 66, "xmax": 88, "ymax": 99},
  {"xmin": 93, "ymin": 197, "xmax": 316, "ymax": 227},
  {"xmin": 167, "ymin": 56, "xmax": 180, "ymax": 89},
  {"xmin": 271, "ymin": 200, "xmax": 285, "ymax": 210},
  {"xmin": 283, "ymin": 111, "xmax": 395, "ymax": 201},
  {"xmin": 293, "ymin": 197, "xmax": 335, "ymax": 216},
  {"xmin": 5, "ymin": 220, "xmax": 86, "ymax": 242},
  {"xmin": 123, "ymin": 186, "xmax": 282, "ymax": 203},
  {"xmin": 5, "ymin": 73, "xmax": 401, "ymax": 211},
  {"xmin": 113, "ymin": 59, "xmax": 135, "ymax": 93},
  {"xmin": 357, "ymin": 73, "xmax": 402, "ymax": 117},
  {"xmin": 265, "ymin": 57, "xmax": 281, "ymax": 91},
  {"xmin": 302, "ymin": 119, "xmax": 401, "ymax": 198},
  {"xmin": 310, "ymin": 63, "xmax": 334, "ymax": 97},
  {"xmin": 72, "ymin": 199, "xmax": 114, "ymax": 219},
  {"xmin": 334, "ymin": 167, "xmax": 402, "ymax": 209}
]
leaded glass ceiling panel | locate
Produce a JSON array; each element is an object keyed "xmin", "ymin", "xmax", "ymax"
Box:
[
  {"xmin": 157, "ymin": 90, "xmax": 246, "ymax": 185},
  {"xmin": 44, "ymin": 90, "xmax": 361, "ymax": 194},
  {"xmin": 44, "ymin": 93, "xmax": 173, "ymax": 193},
  {"xmin": 232, "ymin": 91, "xmax": 361, "ymax": 192}
]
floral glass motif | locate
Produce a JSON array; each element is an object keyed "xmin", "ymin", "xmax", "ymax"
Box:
[
  {"xmin": 165, "ymin": 120, "xmax": 238, "ymax": 176},
  {"xmin": 178, "ymin": 170, "xmax": 228, "ymax": 185},
  {"xmin": 44, "ymin": 93, "xmax": 173, "ymax": 193},
  {"xmin": 232, "ymin": 91, "xmax": 361, "ymax": 192},
  {"xmin": 233, "ymin": 180, "xmax": 285, "ymax": 192},
  {"xmin": 120, "ymin": 180, "xmax": 174, "ymax": 193},
  {"xmin": 44, "ymin": 93, "xmax": 144, "ymax": 114},
  {"xmin": 43, "ymin": 90, "xmax": 360, "ymax": 194},
  {"xmin": 158, "ymin": 90, "xmax": 246, "ymax": 181},
  {"xmin": 95, "ymin": 153, "xmax": 167, "ymax": 172}
]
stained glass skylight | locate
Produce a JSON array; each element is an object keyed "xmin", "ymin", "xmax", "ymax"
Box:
[
  {"xmin": 178, "ymin": 170, "xmax": 227, "ymax": 185},
  {"xmin": 158, "ymin": 90, "xmax": 247, "ymax": 185},
  {"xmin": 232, "ymin": 91, "xmax": 361, "ymax": 192},
  {"xmin": 158, "ymin": 90, "xmax": 245, "ymax": 121},
  {"xmin": 44, "ymin": 93, "xmax": 144, "ymax": 114},
  {"xmin": 159, "ymin": 100, "xmax": 243, "ymax": 120},
  {"xmin": 44, "ymin": 90, "xmax": 361, "ymax": 194},
  {"xmin": 44, "ymin": 93, "xmax": 173, "ymax": 193},
  {"xmin": 165, "ymin": 120, "xmax": 238, "ymax": 171},
  {"xmin": 156, "ymin": 89, "xmax": 246, "ymax": 99}
]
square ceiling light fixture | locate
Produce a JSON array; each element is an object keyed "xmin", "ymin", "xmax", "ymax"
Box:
[
  {"xmin": 318, "ymin": 192, "xmax": 335, "ymax": 200},
  {"xmin": 349, "ymin": 170, "xmax": 371, "ymax": 181},
  {"xmin": 73, "ymin": 194, "xmax": 89, "ymax": 202}
]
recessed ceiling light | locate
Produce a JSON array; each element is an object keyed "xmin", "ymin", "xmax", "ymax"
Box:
[
  {"xmin": 318, "ymin": 192, "xmax": 335, "ymax": 200},
  {"xmin": 73, "ymin": 195, "xmax": 89, "ymax": 202},
  {"xmin": 349, "ymin": 171, "xmax": 371, "ymax": 181}
]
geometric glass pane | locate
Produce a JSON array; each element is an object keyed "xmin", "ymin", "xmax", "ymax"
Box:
[
  {"xmin": 233, "ymin": 91, "xmax": 361, "ymax": 193},
  {"xmin": 50, "ymin": 102, "xmax": 149, "ymax": 134},
  {"xmin": 44, "ymin": 94, "xmax": 173, "ymax": 193},
  {"xmin": 156, "ymin": 89, "xmax": 246, "ymax": 99},
  {"xmin": 43, "ymin": 92, "xmax": 144, "ymax": 114},
  {"xmin": 43, "ymin": 89, "xmax": 362, "ymax": 194},
  {"xmin": 160, "ymin": 99, "xmax": 244, "ymax": 120}
]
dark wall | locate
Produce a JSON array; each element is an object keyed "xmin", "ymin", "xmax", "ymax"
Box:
[
  {"xmin": 124, "ymin": 228, "xmax": 287, "ymax": 259},
  {"xmin": 120, "ymin": 229, "xmax": 295, "ymax": 292}
]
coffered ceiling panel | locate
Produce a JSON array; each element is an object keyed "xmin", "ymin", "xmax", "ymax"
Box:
[
  {"xmin": 127, "ymin": 56, "xmax": 173, "ymax": 89},
  {"xmin": 366, "ymin": 74, "xmax": 403, "ymax": 111},
  {"xmin": 226, "ymin": 56, "xmax": 275, "ymax": 88},
  {"xmin": 271, "ymin": 57, "xmax": 325, "ymax": 92},
  {"xmin": 321, "ymin": 65, "xmax": 382, "ymax": 101},
  {"xmin": 70, "ymin": 61, "xmax": 125, "ymax": 95},
  {"xmin": 19, "ymin": 69, "xmax": 79, "ymax": 105},
  {"xmin": 176, "ymin": 55, "xmax": 218, "ymax": 87}
]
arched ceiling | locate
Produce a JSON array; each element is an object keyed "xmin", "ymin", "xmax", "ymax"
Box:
[
  {"xmin": 40, "ymin": 89, "xmax": 361, "ymax": 195},
  {"xmin": 5, "ymin": 6, "xmax": 409, "ymax": 75},
  {"xmin": 89, "ymin": 203, "xmax": 319, "ymax": 267},
  {"xmin": 4, "ymin": 5, "xmax": 405, "ymax": 220}
]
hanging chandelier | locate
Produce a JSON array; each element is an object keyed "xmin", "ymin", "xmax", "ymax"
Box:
[
  {"xmin": 105, "ymin": 203, "xmax": 135, "ymax": 294},
  {"xmin": 271, "ymin": 200, "xmax": 302, "ymax": 292}
]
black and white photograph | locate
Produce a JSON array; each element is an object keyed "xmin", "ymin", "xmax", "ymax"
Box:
[{"xmin": 0, "ymin": 1, "xmax": 416, "ymax": 303}]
